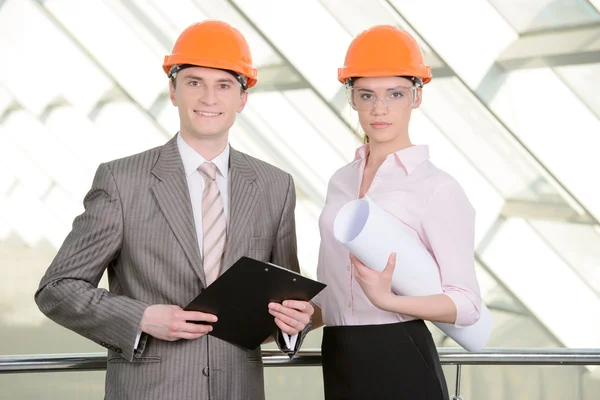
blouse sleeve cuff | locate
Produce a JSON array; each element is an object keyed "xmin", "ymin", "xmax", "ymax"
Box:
[{"xmin": 443, "ymin": 291, "xmax": 481, "ymax": 328}]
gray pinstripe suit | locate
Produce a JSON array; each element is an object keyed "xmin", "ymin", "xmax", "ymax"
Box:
[{"xmin": 35, "ymin": 135, "xmax": 302, "ymax": 400}]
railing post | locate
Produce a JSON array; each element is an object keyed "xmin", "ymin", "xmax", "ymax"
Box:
[{"xmin": 450, "ymin": 364, "xmax": 463, "ymax": 400}]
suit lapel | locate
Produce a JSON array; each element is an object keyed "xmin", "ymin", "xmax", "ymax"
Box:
[
  {"xmin": 151, "ymin": 136, "xmax": 206, "ymax": 286},
  {"xmin": 223, "ymin": 148, "xmax": 259, "ymax": 272}
]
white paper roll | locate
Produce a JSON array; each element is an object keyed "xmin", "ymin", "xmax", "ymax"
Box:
[{"xmin": 333, "ymin": 196, "xmax": 492, "ymax": 352}]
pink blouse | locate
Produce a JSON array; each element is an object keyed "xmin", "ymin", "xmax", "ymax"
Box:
[{"xmin": 313, "ymin": 144, "xmax": 482, "ymax": 328}]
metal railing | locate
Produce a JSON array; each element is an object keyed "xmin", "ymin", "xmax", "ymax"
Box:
[{"xmin": 2, "ymin": 348, "xmax": 599, "ymax": 400}]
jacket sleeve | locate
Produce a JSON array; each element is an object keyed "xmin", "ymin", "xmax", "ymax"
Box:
[
  {"xmin": 269, "ymin": 174, "xmax": 311, "ymax": 357},
  {"xmin": 34, "ymin": 162, "xmax": 148, "ymax": 361}
]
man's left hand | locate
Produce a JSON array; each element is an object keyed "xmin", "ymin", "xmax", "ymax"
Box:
[{"xmin": 268, "ymin": 300, "xmax": 314, "ymax": 335}]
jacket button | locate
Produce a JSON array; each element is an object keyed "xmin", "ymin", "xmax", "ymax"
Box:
[
  {"xmin": 202, "ymin": 367, "xmax": 209, "ymax": 377},
  {"xmin": 115, "ymin": 348, "xmax": 122, "ymax": 353}
]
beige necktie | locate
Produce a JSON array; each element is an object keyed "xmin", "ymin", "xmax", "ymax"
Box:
[{"xmin": 199, "ymin": 162, "xmax": 226, "ymax": 285}]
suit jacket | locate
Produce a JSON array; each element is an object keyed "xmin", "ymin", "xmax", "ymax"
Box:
[{"xmin": 35, "ymin": 136, "xmax": 303, "ymax": 400}]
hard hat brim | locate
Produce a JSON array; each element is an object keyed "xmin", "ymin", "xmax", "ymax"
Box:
[
  {"xmin": 163, "ymin": 55, "xmax": 258, "ymax": 88},
  {"xmin": 338, "ymin": 66, "xmax": 432, "ymax": 85}
]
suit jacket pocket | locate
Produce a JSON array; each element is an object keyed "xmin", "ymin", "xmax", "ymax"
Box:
[
  {"xmin": 107, "ymin": 356, "xmax": 162, "ymax": 364},
  {"xmin": 249, "ymin": 236, "xmax": 275, "ymax": 261}
]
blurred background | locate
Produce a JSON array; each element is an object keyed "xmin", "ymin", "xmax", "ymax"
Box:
[{"xmin": 0, "ymin": 0, "xmax": 599, "ymax": 398}]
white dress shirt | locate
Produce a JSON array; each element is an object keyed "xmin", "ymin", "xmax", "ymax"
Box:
[{"xmin": 177, "ymin": 133, "xmax": 230, "ymax": 256}]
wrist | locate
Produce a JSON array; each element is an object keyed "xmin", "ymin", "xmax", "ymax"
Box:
[
  {"xmin": 139, "ymin": 305, "xmax": 152, "ymax": 333},
  {"xmin": 379, "ymin": 292, "xmax": 399, "ymax": 312}
]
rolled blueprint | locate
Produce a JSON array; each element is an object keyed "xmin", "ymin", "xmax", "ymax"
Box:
[{"xmin": 333, "ymin": 196, "xmax": 492, "ymax": 352}]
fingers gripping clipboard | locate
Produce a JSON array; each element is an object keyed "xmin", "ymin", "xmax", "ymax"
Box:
[{"xmin": 185, "ymin": 256, "xmax": 326, "ymax": 349}]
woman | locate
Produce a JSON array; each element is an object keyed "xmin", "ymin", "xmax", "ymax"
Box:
[{"xmin": 310, "ymin": 26, "xmax": 483, "ymax": 399}]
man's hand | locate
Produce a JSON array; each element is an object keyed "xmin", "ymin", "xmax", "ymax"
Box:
[
  {"xmin": 268, "ymin": 300, "xmax": 314, "ymax": 335},
  {"xmin": 140, "ymin": 305, "xmax": 217, "ymax": 341}
]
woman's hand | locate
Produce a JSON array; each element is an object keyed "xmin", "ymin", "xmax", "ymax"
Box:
[
  {"xmin": 351, "ymin": 252, "xmax": 397, "ymax": 311},
  {"xmin": 352, "ymin": 253, "xmax": 460, "ymax": 324}
]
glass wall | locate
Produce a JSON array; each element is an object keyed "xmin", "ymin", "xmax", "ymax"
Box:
[{"xmin": 1, "ymin": 0, "xmax": 599, "ymax": 398}]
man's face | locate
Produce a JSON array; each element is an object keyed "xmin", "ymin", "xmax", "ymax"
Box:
[{"xmin": 169, "ymin": 66, "xmax": 248, "ymax": 142}]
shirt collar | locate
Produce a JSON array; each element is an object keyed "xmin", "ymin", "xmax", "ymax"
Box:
[
  {"xmin": 354, "ymin": 143, "xmax": 430, "ymax": 175},
  {"xmin": 177, "ymin": 133, "xmax": 230, "ymax": 178}
]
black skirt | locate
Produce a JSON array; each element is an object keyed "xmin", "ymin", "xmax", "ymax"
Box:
[{"xmin": 321, "ymin": 320, "xmax": 449, "ymax": 400}]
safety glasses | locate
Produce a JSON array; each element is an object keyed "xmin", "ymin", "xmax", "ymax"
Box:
[{"xmin": 347, "ymin": 85, "xmax": 418, "ymax": 111}]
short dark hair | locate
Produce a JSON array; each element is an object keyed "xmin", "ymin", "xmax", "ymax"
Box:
[{"xmin": 170, "ymin": 64, "xmax": 247, "ymax": 94}]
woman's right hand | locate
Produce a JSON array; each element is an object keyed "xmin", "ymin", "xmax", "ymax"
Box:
[{"xmin": 351, "ymin": 252, "xmax": 397, "ymax": 311}]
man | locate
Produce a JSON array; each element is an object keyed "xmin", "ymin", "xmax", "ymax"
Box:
[{"xmin": 35, "ymin": 20, "xmax": 313, "ymax": 400}]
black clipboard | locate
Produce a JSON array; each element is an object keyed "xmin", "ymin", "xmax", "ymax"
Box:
[{"xmin": 184, "ymin": 256, "xmax": 326, "ymax": 350}]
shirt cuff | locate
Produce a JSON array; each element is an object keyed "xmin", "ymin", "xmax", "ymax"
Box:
[
  {"xmin": 134, "ymin": 329, "xmax": 142, "ymax": 349},
  {"xmin": 444, "ymin": 291, "xmax": 481, "ymax": 327},
  {"xmin": 282, "ymin": 333, "xmax": 298, "ymax": 351}
]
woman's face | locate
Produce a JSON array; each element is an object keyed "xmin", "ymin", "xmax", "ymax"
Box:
[{"xmin": 350, "ymin": 76, "xmax": 421, "ymax": 145}]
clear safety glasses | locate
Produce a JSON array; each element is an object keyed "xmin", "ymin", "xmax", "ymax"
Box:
[{"xmin": 346, "ymin": 85, "xmax": 418, "ymax": 111}]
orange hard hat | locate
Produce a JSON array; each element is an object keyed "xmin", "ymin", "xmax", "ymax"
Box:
[
  {"xmin": 338, "ymin": 25, "xmax": 432, "ymax": 85},
  {"xmin": 162, "ymin": 20, "xmax": 258, "ymax": 89}
]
